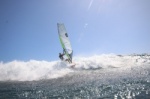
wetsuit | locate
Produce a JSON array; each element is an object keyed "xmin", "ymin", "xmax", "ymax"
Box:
[{"xmin": 59, "ymin": 53, "xmax": 64, "ymax": 60}]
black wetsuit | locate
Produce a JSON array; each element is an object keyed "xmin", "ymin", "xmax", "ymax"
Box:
[{"xmin": 59, "ymin": 53, "xmax": 64, "ymax": 60}]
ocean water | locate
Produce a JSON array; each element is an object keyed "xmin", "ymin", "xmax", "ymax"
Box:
[{"xmin": 0, "ymin": 54, "xmax": 150, "ymax": 99}]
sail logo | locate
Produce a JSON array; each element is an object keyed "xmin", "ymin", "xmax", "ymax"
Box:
[{"xmin": 65, "ymin": 33, "xmax": 68, "ymax": 37}]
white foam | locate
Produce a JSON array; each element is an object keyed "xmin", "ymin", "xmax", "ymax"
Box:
[
  {"xmin": 73, "ymin": 54, "xmax": 150, "ymax": 69},
  {"xmin": 0, "ymin": 60, "xmax": 73, "ymax": 81},
  {"xmin": 0, "ymin": 54, "xmax": 149, "ymax": 81}
]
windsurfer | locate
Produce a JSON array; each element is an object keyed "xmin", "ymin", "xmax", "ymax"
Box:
[
  {"xmin": 59, "ymin": 53, "xmax": 64, "ymax": 60},
  {"xmin": 59, "ymin": 53, "xmax": 72, "ymax": 63}
]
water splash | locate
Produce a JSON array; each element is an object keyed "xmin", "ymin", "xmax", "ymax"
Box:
[{"xmin": 0, "ymin": 54, "xmax": 149, "ymax": 81}]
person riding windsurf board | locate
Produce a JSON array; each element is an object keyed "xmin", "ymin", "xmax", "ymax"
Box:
[{"xmin": 57, "ymin": 23, "xmax": 76, "ymax": 68}]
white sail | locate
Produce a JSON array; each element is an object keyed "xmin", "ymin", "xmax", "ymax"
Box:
[{"xmin": 57, "ymin": 23, "xmax": 73, "ymax": 62}]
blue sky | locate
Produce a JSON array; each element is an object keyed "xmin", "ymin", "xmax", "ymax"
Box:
[{"xmin": 0, "ymin": 0, "xmax": 150, "ymax": 62}]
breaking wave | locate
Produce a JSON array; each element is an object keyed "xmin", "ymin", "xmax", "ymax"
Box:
[
  {"xmin": 0, "ymin": 60, "xmax": 72, "ymax": 81},
  {"xmin": 0, "ymin": 54, "xmax": 150, "ymax": 81}
]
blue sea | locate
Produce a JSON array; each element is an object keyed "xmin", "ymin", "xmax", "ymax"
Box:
[{"xmin": 0, "ymin": 54, "xmax": 150, "ymax": 99}]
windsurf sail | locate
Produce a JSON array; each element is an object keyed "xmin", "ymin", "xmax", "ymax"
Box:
[{"xmin": 57, "ymin": 23, "xmax": 73, "ymax": 63}]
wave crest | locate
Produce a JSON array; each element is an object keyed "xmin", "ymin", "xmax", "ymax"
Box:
[{"xmin": 0, "ymin": 54, "xmax": 149, "ymax": 81}]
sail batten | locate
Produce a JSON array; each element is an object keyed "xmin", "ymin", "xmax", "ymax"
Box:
[{"xmin": 57, "ymin": 23, "xmax": 73, "ymax": 62}]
